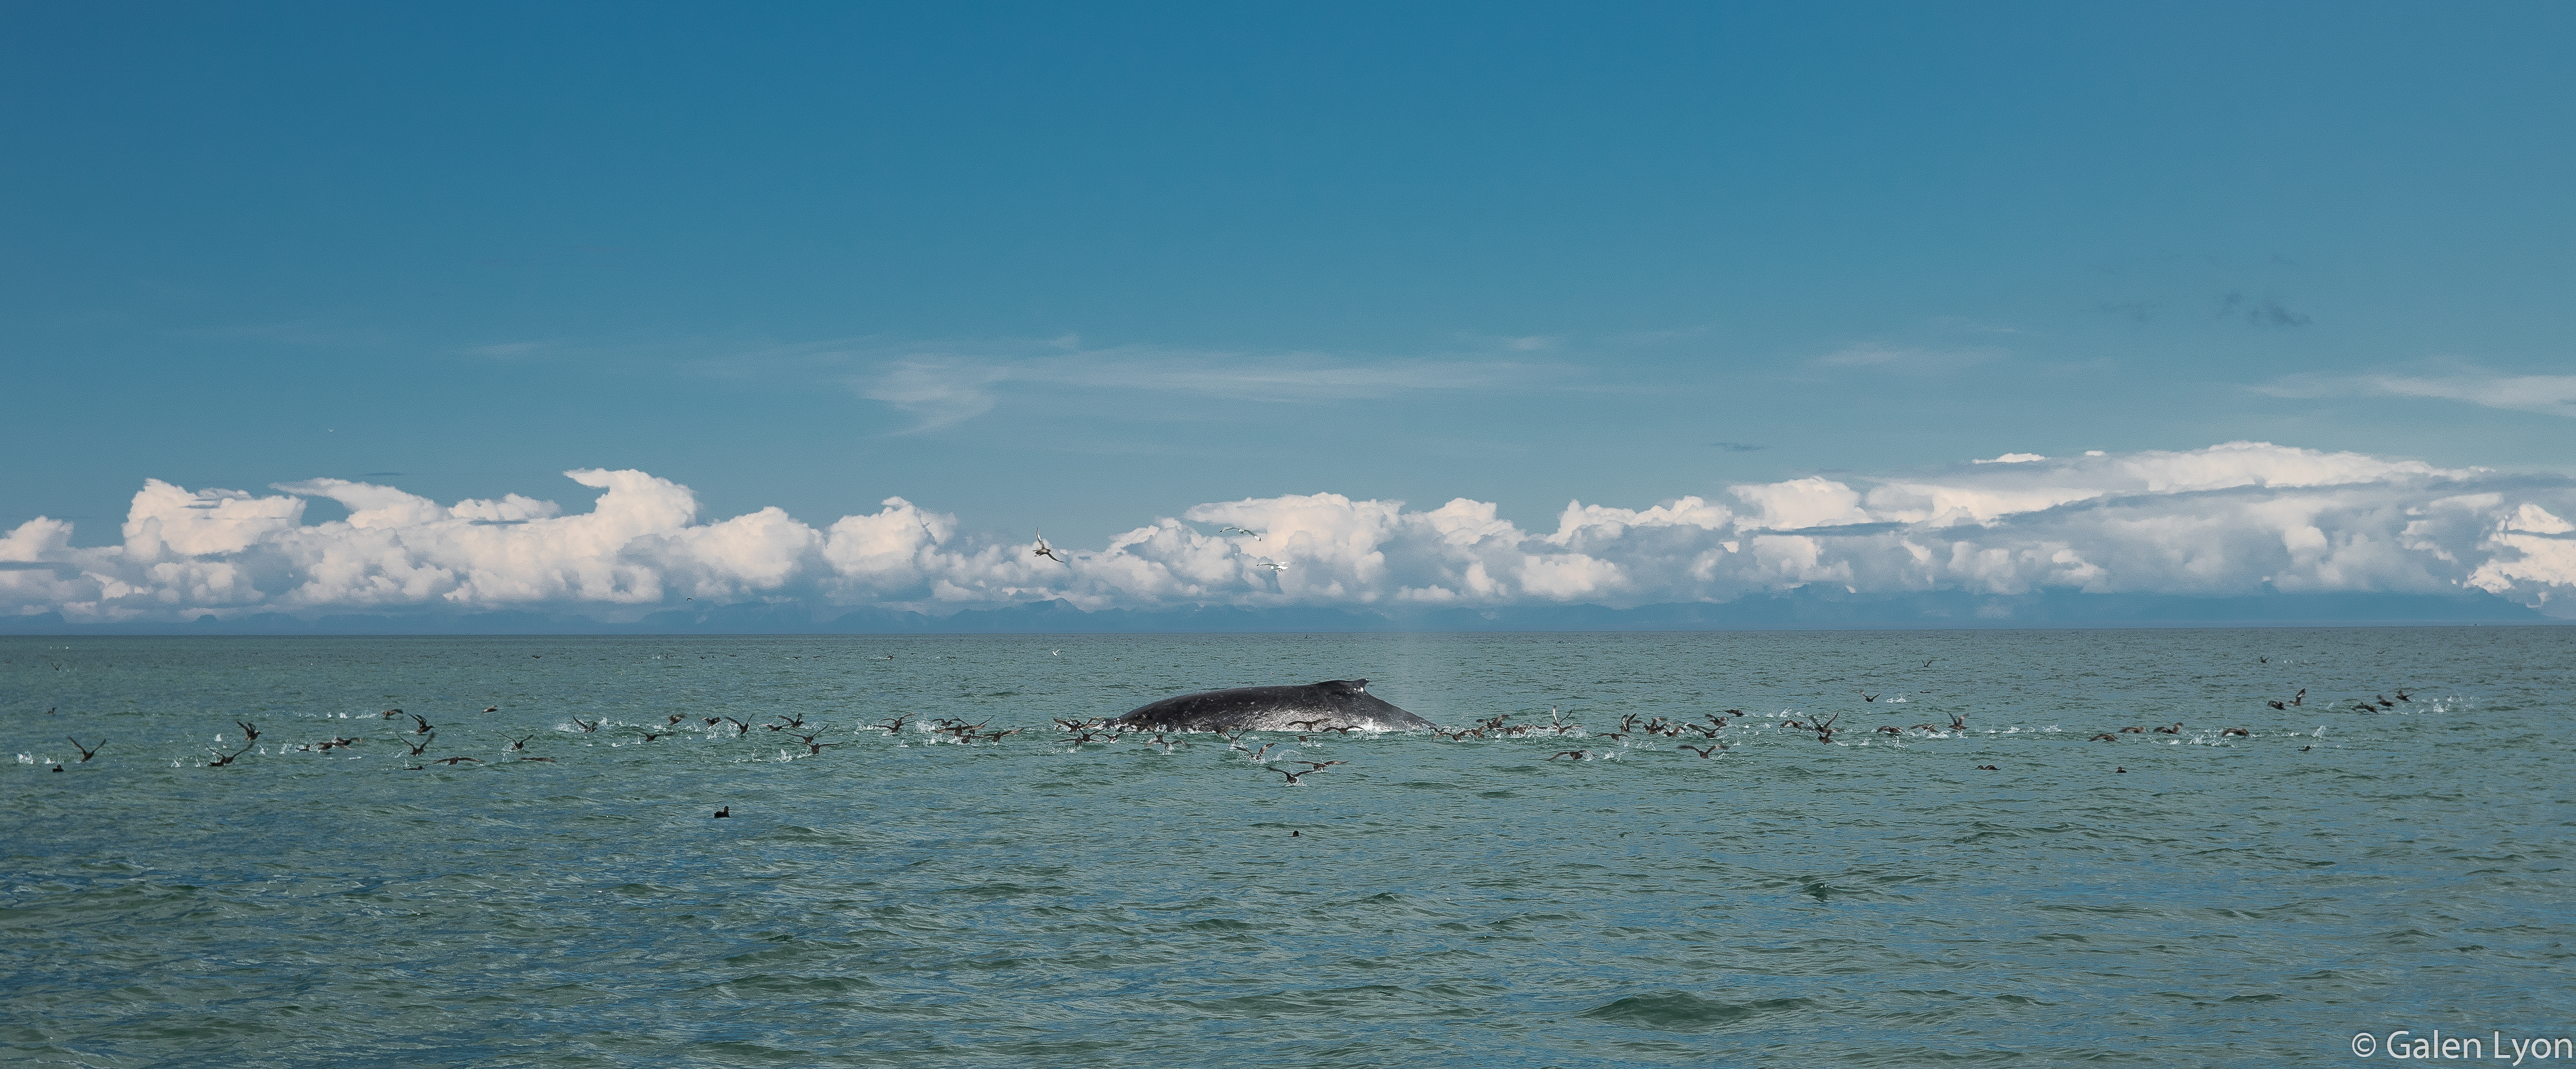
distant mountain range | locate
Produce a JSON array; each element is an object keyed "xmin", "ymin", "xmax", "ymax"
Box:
[{"xmin": 0, "ymin": 589, "xmax": 2555, "ymax": 635}]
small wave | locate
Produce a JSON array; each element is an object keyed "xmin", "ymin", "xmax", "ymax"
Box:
[{"xmin": 1579, "ymin": 990, "xmax": 1813, "ymax": 1030}]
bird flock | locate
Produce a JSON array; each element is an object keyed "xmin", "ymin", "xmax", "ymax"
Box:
[{"xmin": 16, "ymin": 656, "xmax": 2414, "ymax": 822}]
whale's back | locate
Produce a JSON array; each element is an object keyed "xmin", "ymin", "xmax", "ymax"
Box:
[{"xmin": 1113, "ymin": 679, "xmax": 1431, "ymax": 732}]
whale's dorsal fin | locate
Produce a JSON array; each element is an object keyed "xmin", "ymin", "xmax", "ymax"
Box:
[{"xmin": 1315, "ymin": 678, "xmax": 1368, "ymax": 692}]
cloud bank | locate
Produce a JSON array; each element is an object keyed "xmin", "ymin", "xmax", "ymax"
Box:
[{"xmin": 4, "ymin": 443, "xmax": 2573, "ymax": 624}]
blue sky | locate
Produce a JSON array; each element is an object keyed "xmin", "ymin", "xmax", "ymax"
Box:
[{"xmin": 4, "ymin": 3, "xmax": 2574, "ymax": 624}]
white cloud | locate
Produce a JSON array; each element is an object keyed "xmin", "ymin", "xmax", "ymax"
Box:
[
  {"xmin": 4, "ymin": 442, "xmax": 2571, "ymax": 623},
  {"xmin": 1812, "ymin": 343, "xmax": 2006, "ymax": 373},
  {"xmin": 1730, "ymin": 477, "xmax": 1868, "ymax": 530},
  {"xmin": 860, "ymin": 361, "xmax": 1012, "ymax": 431},
  {"xmin": 854, "ymin": 343, "xmax": 1565, "ymax": 431},
  {"xmin": 2260, "ymin": 365, "xmax": 2576, "ymax": 418}
]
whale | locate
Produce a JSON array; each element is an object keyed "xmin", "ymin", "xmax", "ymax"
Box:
[{"xmin": 1111, "ymin": 679, "xmax": 1432, "ymax": 733}]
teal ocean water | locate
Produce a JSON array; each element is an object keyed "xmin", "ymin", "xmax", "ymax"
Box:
[{"xmin": 4, "ymin": 628, "xmax": 2571, "ymax": 1067}]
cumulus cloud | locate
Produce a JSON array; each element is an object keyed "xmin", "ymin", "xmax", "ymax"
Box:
[{"xmin": 4, "ymin": 443, "xmax": 2573, "ymax": 623}]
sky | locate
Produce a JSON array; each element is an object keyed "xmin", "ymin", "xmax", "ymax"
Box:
[{"xmin": 3, "ymin": 3, "xmax": 2573, "ymax": 624}]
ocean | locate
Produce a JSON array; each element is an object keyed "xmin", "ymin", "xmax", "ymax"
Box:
[{"xmin": 4, "ymin": 628, "xmax": 2570, "ymax": 1067}]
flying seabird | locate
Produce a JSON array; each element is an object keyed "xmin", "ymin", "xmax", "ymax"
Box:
[{"xmin": 1032, "ymin": 530, "xmax": 1071, "ymax": 564}]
